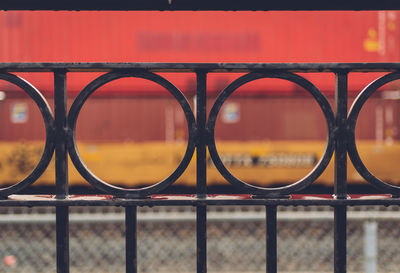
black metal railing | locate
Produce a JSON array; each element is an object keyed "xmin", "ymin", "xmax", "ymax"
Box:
[{"xmin": 1, "ymin": 62, "xmax": 400, "ymax": 273}]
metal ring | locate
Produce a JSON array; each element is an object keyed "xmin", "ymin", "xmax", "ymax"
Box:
[
  {"xmin": 348, "ymin": 72, "xmax": 400, "ymax": 194},
  {"xmin": 67, "ymin": 70, "xmax": 196, "ymax": 198},
  {"xmin": 0, "ymin": 73, "xmax": 55, "ymax": 197},
  {"xmin": 207, "ymin": 72, "xmax": 335, "ymax": 197}
]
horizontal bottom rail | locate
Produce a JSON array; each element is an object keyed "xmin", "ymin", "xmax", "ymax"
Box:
[{"xmin": 0, "ymin": 194, "xmax": 399, "ymax": 206}]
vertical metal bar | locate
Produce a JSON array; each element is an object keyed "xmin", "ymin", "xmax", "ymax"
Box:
[
  {"xmin": 196, "ymin": 70, "xmax": 207, "ymax": 196},
  {"xmin": 196, "ymin": 70, "xmax": 207, "ymax": 273},
  {"xmin": 54, "ymin": 70, "xmax": 69, "ymax": 198},
  {"xmin": 266, "ymin": 206, "xmax": 277, "ymax": 273},
  {"xmin": 54, "ymin": 70, "xmax": 69, "ymax": 273},
  {"xmin": 334, "ymin": 206, "xmax": 347, "ymax": 273},
  {"xmin": 197, "ymin": 205, "xmax": 207, "ymax": 273},
  {"xmin": 334, "ymin": 71, "xmax": 348, "ymax": 199},
  {"xmin": 334, "ymin": 71, "xmax": 348, "ymax": 273},
  {"xmin": 126, "ymin": 206, "xmax": 137, "ymax": 273},
  {"xmin": 56, "ymin": 207, "xmax": 69, "ymax": 273}
]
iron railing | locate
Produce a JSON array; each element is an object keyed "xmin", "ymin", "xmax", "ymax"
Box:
[{"xmin": 1, "ymin": 62, "xmax": 400, "ymax": 273}]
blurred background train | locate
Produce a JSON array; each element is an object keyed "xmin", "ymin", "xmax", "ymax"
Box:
[{"xmin": 0, "ymin": 11, "xmax": 400, "ymax": 193}]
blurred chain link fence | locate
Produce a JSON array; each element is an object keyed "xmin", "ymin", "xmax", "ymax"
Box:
[{"xmin": 0, "ymin": 205, "xmax": 399, "ymax": 273}]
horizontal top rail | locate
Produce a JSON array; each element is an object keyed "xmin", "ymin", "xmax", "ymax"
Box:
[
  {"xmin": 1, "ymin": 0, "xmax": 399, "ymax": 11},
  {"xmin": 1, "ymin": 62, "xmax": 400, "ymax": 73}
]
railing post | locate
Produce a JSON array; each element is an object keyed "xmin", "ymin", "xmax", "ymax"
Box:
[
  {"xmin": 266, "ymin": 206, "xmax": 277, "ymax": 273},
  {"xmin": 54, "ymin": 70, "xmax": 70, "ymax": 273},
  {"xmin": 334, "ymin": 71, "xmax": 348, "ymax": 273},
  {"xmin": 334, "ymin": 71, "xmax": 348, "ymax": 199},
  {"xmin": 196, "ymin": 70, "xmax": 208, "ymax": 197},
  {"xmin": 55, "ymin": 70, "xmax": 69, "ymax": 198},
  {"xmin": 196, "ymin": 70, "xmax": 208, "ymax": 273},
  {"xmin": 126, "ymin": 206, "xmax": 138, "ymax": 273}
]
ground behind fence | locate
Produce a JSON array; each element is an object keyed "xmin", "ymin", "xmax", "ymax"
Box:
[{"xmin": 0, "ymin": 206, "xmax": 398, "ymax": 273}]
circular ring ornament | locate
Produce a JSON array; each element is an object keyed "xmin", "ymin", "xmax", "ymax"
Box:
[
  {"xmin": 207, "ymin": 72, "xmax": 335, "ymax": 197},
  {"xmin": 348, "ymin": 72, "xmax": 400, "ymax": 195},
  {"xmin": 67, "ymin": 71, "xmax": 196, "ymax": 198},
  {"xmin": 0, "ymin": 73, "xmax": 55, "ymax": 197}
]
